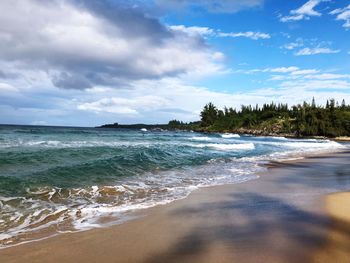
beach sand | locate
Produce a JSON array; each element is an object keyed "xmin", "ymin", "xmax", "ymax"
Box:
[
  {"xmin": 1, "ymin": 151, "xmax": 350, "ymax": 263},
  {"xmin": 313, "ymin": 192, "xmax": 350, "ymax": 263}
]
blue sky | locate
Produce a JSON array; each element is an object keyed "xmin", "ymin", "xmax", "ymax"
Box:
[{"xmin": 0, "ymin": 0, "xmax": 349, "ymax": 126}]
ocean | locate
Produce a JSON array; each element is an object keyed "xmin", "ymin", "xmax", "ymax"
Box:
[{"xmin": 0, "ymin": 125, "xmax": 345, "ymax": 247}]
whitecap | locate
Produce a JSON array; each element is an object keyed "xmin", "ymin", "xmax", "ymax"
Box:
[
  {"xmin": 271, "ymin": 136, "xmax": 288, "ymax": 140},
  {"xmin": 194, "ymin": 143, "xmax": 255, "ymax": 151},
  {"xmin": 221, "ymin": 133, "xmax": 240, "ymax": 138},
  {"xmin": 189, "ymin": 136, "xmax": 212, "ymax": 141}
]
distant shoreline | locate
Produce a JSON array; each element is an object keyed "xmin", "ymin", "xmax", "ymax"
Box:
[
  {"xmin": 1, "ymin": 123, "xmax": 349, "ymax": 141},
  {"xmin": 97, "ymin": 123, "xmax": 350, "ymax": 141}
]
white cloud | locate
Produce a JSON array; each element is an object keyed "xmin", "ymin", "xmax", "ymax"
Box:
[
  {"xmin": 218, "ymin": 31, "xmax": 271, "ymax": 40},
  {"xmin": 295, "ymin": 47, "xmax": 340, "ymax": 56},
  {"xmin": 2, "ymin": 67, "xmax": 350, "ymax": 126},
  {"xmin": 280, "ymin": 0, "xmax": 326, "ymax": 22},
  {"xmin": 268, "ymin": 75, "xmax": 288, "ymax": 81},
  {"xmin": 231, "ymin": 65, "xmax": 350, "ymax": 110},
  {"xmin": 269, "ymin": 67, "xmax": 300, "ymax": 73},
  {"xmin": 254, "ymin": 65, "xmax": 350, "ymax": 82},
  {"xmin": 330, "ymin": 4, "xmax": 350, "ymax": 29},
  {"xmin": 304, "ymin": 73, "xmax": 350, "ymax": 79},
  {"xmin": 263, "ymin": 67, "xmax": 350, "ymax": 97},
  {"xmin": 239, "ymin": 67, "xmax": 327, "ymax": 82},
  {"xmin": 0, "ymin": 0, "xmax": 225, "ymax": 89},
  {"xmin": 172, "ymin": 25, "xmax": 271, "ymax": 41},
  {"xmin": 290, "ymin": 69, "xmax": 319, "ymax": 75},
  {"xmin": 211, "ymin": 52, "xmax": 226, "ymax": 61},
  {"xmin": 0, "ymin": 82, "xmax": 18, "ymax": 92},
  {"xmin": 281, "ymin": 38, "xmax": 340, "ymax": 56},
  {"xmin": 77, "ymin": 96, "xmax": 171, "ymax": 115},
  {"xmin": 169, "ymin": 25, "xmax": 214, "ymax": 37},
  {"xmin": 280, "ymin": 79, "xmax": 350, "ymax": 90},
  {"xmin": 261, "ymin": 66, "xmax": 350, "ymax": 80},
  {"xmin": 247, "ymin": 66, "xmax": 300, "ymax": 74},
  {"xmin": 75, "ymin": 78, "xmax": 269, "ymax": 123},
  {"xmin": 0, "ymin": 0, "xmax": 349, "ymax": 126}
]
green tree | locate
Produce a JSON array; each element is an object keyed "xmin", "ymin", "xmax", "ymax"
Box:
[{"xmin": 200, "ymin": 102, "xmax": 218, "ymax": 127}]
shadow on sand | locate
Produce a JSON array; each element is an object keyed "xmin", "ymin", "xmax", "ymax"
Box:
[
  {"xmin": 145, "ymin": 192, "xmax": 342, "ymax": 262},
  {"xmin": 145, "ymin": 153, "xmax": 350, "ymax": 262}
]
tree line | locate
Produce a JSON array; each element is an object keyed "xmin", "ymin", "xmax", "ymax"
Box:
[{"xmin": 169, "ymin": 98, "xmax": 350, "ymax": 137}]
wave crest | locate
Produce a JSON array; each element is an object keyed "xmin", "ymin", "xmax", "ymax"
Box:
[
  {"xmin": 194, "ymin": 143, "xmax": 255, "ymax": 151},
  {"xmin": 221, "ymin": 133, "xmax": 240, "ymax": 138}
]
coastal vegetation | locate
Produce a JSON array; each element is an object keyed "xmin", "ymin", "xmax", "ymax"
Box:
[
  {"xmin": 100, "ymin": 98, "xmax": 350, "ymax": 138},
  {"xmin": 193, "ymin": 98, "xmax": 350, "ymax": 137}
]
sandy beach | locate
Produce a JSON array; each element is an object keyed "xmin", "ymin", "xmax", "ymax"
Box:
[
  {"xmin": 313, "ymin": 192, "xmax": 350, "ymax": 262},
  {"xmin": 1, "ymin": 150, "xmax": 350, "ymax": 263},
  {"xmin": 1, "ymin": 0, "xmax": 350, "ymax": 262}
]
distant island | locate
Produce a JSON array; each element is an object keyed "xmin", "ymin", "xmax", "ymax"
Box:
[{"xmin": 99, "ymin": 98, "xmax": 350, "ymax": 139}]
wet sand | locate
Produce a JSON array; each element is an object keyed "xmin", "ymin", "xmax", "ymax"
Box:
[{"xmin": 1, "ymin": 151, "xmax": 350, "ymax": 263}]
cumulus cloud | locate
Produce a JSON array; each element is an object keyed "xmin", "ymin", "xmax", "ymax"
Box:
[
  {"xmin": 330, "ymin": 4, "xmax": 350, "ymax": 29},
  {"xmin": 295, "ymin": 47, "xmax": 340, "ymax": 56},
  {"xmin": 77, "ymin": 96, "xmax": 170, "ymax": 115},
  {"xmin": 2, "ymin": 67, "xmax": 350, "ymax": 126},
  {"xmin": 155, "ymin": 0, "xmax": 263, "ymax": 14},
  {"xmin": 0, "ymin": 0, "xmax": 349, "ymax": 126},
  {"xmin": 0, "ymin": 0, "xmax": 224, "ymax": 89},
  {"xmin": 280, "ymin": 0, "xmax": 326, "ymax": 22},
  {"xmin": 52, "ymin": 72, "xmax": 93, "ymax": 90}
]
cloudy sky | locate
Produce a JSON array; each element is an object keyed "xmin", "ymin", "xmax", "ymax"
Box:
[{"xmin": 0, "ymin": 0, "xmax": 349, "ymax": 126}]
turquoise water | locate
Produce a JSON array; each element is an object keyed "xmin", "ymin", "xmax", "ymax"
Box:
[{"xmin": 0, "ymin": 125, "xmax": 345, "ymax": 247}]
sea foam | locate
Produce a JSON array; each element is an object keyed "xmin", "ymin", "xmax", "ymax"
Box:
[
  {"xmin": 0, "ymin": 126, "xmax": 347, "ymax": 248},
  {"xmin": 189, "ymin": 136, "xmax": 212, "ymax": 141},
  {"xmin": 194, "ymin": 143, "xmax": 255, "ymax": 151},
  {"xmin": 221, "ymin": 133, "xmax": 240, "ymax": 138}
]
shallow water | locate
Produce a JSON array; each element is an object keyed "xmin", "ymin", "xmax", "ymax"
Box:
[{"xmin": 0, "ymin": 125, "xmax": 345, "ymax": 247}]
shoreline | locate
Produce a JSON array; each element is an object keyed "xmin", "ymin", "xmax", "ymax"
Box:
[
  {"xmin": 95, "ymin": 122, "xmax": 350, "ymax": 142},
  {"xmin": 2, "ymin": 123, "xmax": 349, "ymax": 141},
  {"xmin": 0, "ymin": 147, "xmax": 345, "ymax": 250},
  {"xmin": 1, "ymin": 150, "xmax": 350, "ymax": 262}
]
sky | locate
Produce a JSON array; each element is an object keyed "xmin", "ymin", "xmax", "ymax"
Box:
[{"xmin": 0, "ymin": 0, "xmax": 349, "ymax": 126}]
